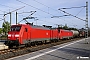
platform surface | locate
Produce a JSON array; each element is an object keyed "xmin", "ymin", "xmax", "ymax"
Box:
[
  {"xmin": 0, "ymin": 41, "xmax": 8, "ymax": 50},
  {"xmin": 6, "ymin": 37, "xmax": 90, "ymax": 60}
]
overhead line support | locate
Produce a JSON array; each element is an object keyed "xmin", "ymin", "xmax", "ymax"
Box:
[
  {"xmin": 85, "ymin": 1, "xmax": 89, "ymax": 43},
  {"xmin": 60, "ymin": 6, "xmax": 86, "ymax": 9},
  {"xmin": 58, "ymin": 9, "xmax": 85, "ymax": 21}
]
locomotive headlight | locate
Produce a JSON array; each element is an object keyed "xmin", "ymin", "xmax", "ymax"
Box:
[
  {"xmin": 15, "ymin": 34, "xmax": 19, "ymax": 37},
  {"xmin": 8, "ymin": 34, "xmax": 11, "ymax": 37}
]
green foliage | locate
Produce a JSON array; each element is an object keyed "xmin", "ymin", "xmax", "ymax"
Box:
[
  {"xmin": 58, "ymin": 24, "xmax": 78, "ymax": 30},
  {"xmin": 2, "ymin": 21, "xmax": 10, "ymax": 35},
  {"xmin": 0, "ymin": 28, "xmax": 2, "ymax": 34},
  {"xmin": 63, "ymin": 24, "xmax": 68, "ymax": 29}
]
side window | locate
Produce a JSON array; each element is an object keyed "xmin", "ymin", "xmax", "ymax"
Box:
[{"xmin": 25, "ymin": 28, "xmax": 28, "ymax": 32}]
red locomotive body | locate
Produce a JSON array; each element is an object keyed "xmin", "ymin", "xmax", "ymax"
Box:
[{"xmin": 59, "ymin": 29, "xmax": 73, "ymax": 39}]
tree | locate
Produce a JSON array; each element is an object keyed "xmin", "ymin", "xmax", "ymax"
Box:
[
  {"xmin": 63, "ymin": 24, "xmax": 68, "ymax": 29},
  {"xmin": 2, "ymin": 21, "xmax": 10, "ymax": 35},
  {"xmin": 0, "ymin": 28, "xmax": 3, "ymax": 34}
]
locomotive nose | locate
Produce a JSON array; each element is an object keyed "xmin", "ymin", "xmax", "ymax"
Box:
[{"xmin": 8, "ymin": 32, "xmax": 19, "ymax": 40}]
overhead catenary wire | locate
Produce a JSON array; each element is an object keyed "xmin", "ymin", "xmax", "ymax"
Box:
[
  {"xmin": 0, "ymin": 0, "xmax": 85, "ymax": 29},
  {"xmin": 59, "ymin": 6, "xmax": 86, "ymax": 28},
  {"xmin": 32, "ymin": 0, "xmax": 85, "ymax": 19},
  {"xmin": 4, "ymin": 6, "xmax": 25, "ymax": 15},
  {"xmin": 16, "ymin": 0, "xmax": 85, "ymax": 28},
  {"xmin": 60, "ymin": 6, "xmax": 86, "ymax": 9},
  {"xmin": 0, "ymin": 4, "xmax": 14, "ymax": 9},
  {"xmin": 17, "ymin": 11, "xmax": 36, "ymax": 14},
  {"xmin": 0, "ymin": 4, "xmax": 15, "ymax": 15},
  {"xmin": 32, "ymin": 0, "xmax": 69, "ymax": 20},
  {"xmin": 59, "ymin": 6, "xmax": 85, "ymax": 17},
  {"xmin": 32, "ymin": 0, "xmax": 71, "ymax": 21},
  {"xmin": 29, "ymin": 13, "xmax": 65, "ymax": 26},
  {"xmin": 17, "ymin": 0, "xmax": 76, "ymax": 26},
  {"xmin": 0, "ymin": 6, "xmax": 25, "ymax": 22},
  {"xmin": 32, "ymin": 0, "xmax": 83, "ymax": 28},
  {"xmin": 16, "ymin": 0, "xmax": 53, "ymax": 16},
  {"xmin": 58, "ymin": 9, "xmax": 86, "ymax": 21},
  {"xmin": 16, "ymin": 0, "xmax": 73, "ymax": 26},
  {"xmin": 17, "ymin": 12, "xmax": 62, "ymax": 27},
  {"xmin": 0, "ymin": 14, "xmax": 4, "ymax": 15},
  {"xmin": 58, "ymin": 5, "xmax": 86, "ymax": 21},
  {"xmin": 16, "ymin": 0, "xmax": 69, "ymax": 26},
  {"xmin": 32, "ymin": 0, "xmax": 65, "ymax": 15},
  {"xmin": 0, "ymin": 10, "xmax": 7, "ymax": 13},
  {"xmin": 18, "ymin": 11, "xmax": 36, "ymax": 23},
  {"xmin": 75, "ymin": 7, "xmax": 85, "ymax": 16}
]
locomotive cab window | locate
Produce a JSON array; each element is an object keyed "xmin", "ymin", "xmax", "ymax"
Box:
[{"xmin": 11, "ymin": 26, "xmax": 21, "ymax": 31}]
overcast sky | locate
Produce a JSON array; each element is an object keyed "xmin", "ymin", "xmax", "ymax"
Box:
[{"xmin": 0, "ymin": 0, "xmax": 90, "ymax": 29}]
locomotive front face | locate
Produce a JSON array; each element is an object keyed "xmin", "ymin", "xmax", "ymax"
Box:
[{"xmin": 8, "ymin": 25, "xmax": 21, "ymax": 40}]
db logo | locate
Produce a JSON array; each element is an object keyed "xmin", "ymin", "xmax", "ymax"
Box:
[
  {"xmin": 46, "ymin": 33, "xmax": 48, "ymax": 35},
  {"xmin": 12, "ymin": 34, "xmax": 14, "ymax": 37}
]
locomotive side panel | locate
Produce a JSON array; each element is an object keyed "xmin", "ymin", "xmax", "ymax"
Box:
[
  {"xmin": 30, "ymin": 28, "xmax": 51, "ymax": 41},
  {"xmin": 52, "ymin": 29, "xmax": 59, "ymax": 40},
  {"xmin": 21, "ymin": 25, "xmax": 31, "ymax": 44}
]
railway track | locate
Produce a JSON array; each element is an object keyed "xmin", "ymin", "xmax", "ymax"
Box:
[{"xmin": 0, "ymin": 37, "xmax": 83, "ymax": 60}]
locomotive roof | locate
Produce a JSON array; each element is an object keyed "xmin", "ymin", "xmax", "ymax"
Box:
[
  {"xmin": 14, "ymin": 24, "xmax": 51, "ymax": 30},
  {"xmin": 11, "ymin": 24, "xmax": 57, "ymax": 30},
  {"xmin": 30, "ymin": 25, "xmax": 50, "ymax": 30}
]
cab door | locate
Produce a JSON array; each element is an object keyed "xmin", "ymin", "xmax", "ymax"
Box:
[{"xmin": 23, "ymin": 28, "xmax": 28, "ymax": 40}]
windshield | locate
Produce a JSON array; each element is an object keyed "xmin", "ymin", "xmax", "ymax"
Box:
[{"xmin": 10, "ymin": 26, "xmax": 21, "ymax": 31}]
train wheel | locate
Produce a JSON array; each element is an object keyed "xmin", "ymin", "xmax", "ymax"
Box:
[
  {"xmin": 42, "ymin": 40, "xmax": 47, "ymax": 44},
  {"xmin": 25, "ymin": 42, "xmax": 31, "ymax": 47},
  {"xmin": 67, "ymin": 37, "xmax": 70, "ymax": 40},
  {"xmin": 31, "ymin": 42, "xmax": 35, "ymax": 46}
]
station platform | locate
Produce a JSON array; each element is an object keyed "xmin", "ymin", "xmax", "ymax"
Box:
[
  {"xmin": 0, "ymin": 42, "xmax": 8, "ymax": 50},
  {"xmin": 6, "ymin": 37, "xmax": 90, "ymax": 60}
]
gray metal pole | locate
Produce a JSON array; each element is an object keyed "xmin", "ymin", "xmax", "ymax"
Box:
[
  {"xmin": 16, "ymin": 12, "xmax": 18, "ymax": 24},
  {"xmin": 10, "ymin": 12, "xmax": 11, "ymax": 26},
  {"xmin": 85, "ymin": 1, "xmax": 89, "ymax": 44}
]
